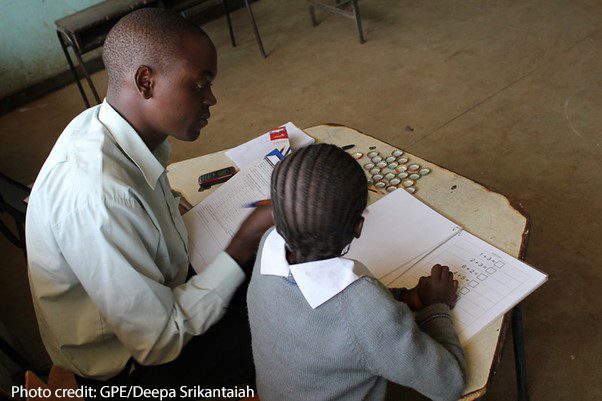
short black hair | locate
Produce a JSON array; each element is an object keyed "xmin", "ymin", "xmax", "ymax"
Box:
[
  {"xmin": 271, "ymin": 144, "xmax": 368, "ymax": 262},
  {"xmin": 103, "ymin": 8, "xmax": 210, "ymax": 88}
]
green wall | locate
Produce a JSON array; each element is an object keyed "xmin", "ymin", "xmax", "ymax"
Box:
[{"xmin": 0, "ymin": 0, "xmax": 103, "ymax": 98}]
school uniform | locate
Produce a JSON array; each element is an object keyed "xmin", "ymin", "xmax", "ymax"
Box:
[{"xmin": 247, "ymin": 228, "xmax": 467, "ymax": 401}]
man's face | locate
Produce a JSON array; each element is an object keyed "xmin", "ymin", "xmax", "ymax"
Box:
[{"xmin": 148, "ymin": 34, "xmax": 218, "ymax": 142}]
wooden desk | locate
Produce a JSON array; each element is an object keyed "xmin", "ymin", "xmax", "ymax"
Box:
[{"xmin": 167, "ymin": 124, "xmax": 529, "ymax": 400}]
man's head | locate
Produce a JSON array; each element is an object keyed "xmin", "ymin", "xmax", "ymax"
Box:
[
  {"xmin": 103, "ymin": 8, "xmax": 216, "ymax": 142},
  {"xmin": 271, "ymin": 144, "xmax": 368, "ymax": 263}
]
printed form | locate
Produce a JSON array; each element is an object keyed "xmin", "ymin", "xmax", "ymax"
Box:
[
  {"xmin": 183, "ymin": 158, "xmax": 273, "ymax": 273},
  {"xmin": 388, "ymin": 230, "xmax": 546, "ymax": 344}
]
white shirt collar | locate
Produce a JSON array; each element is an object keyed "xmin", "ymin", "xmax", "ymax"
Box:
[
  {"xmin": 261, "ymin": 229, "xmax": 368, "ymax": 309},
  {"xmin": 98, "ymin": 99, "xmax": 170, "ymax": 190}
]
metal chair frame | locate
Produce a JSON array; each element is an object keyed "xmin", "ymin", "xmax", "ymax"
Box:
[
  {"xmin": 0, "ymin": 174, "xmax": 40, "ymax": 376},
  {"xmin": 0, "ymin": 173, "xmax": 29, "ymax": 253},
  {"xmin": 307, "ymin": 0, "xmax": 365, "ymax": 44}
]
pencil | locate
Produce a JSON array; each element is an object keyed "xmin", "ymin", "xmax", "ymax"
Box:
[{"xmin": 243, "ymin": 199, "xmax": 271, "ymax": 208}]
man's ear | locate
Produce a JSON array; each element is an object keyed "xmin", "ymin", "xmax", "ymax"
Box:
[
  {"xmin": 353, "ymin": 216, "xmax": 364, "ymax": 239},
  {"xmin": 134, "ymin": 66, "xmax": 154, "ymax": 99}
]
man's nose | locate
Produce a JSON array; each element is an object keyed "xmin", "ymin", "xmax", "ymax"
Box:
[{"xmin": 204, "ymin": 88, "xmax": 217, "ymax": 106}]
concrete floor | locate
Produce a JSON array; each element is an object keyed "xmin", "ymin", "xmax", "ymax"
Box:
[{"xmin": 1, "ymin": 0, "xmax": 601, "ymax": 399}]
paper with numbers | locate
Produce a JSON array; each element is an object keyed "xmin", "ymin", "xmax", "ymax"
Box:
[{"xmin": 348, "ymin": 189, "xmax": 547, "ymax": 344}]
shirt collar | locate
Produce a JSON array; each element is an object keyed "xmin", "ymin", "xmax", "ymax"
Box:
[
  {"xmin": 97, "ymin": 99, "xmax": 170, "ymax": 190},
  {"xmin": 261, "ymin": 229, "xmax": 368, "ymax": 309}
]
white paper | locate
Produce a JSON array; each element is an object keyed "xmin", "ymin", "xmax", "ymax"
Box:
[
  {"xmin": 389, "ymin": 230, "xmax": 547, "ymax": 344},
  {"xmin": 346, "ymin": 189, "xmax": 461, "ymax": 280},
  {"xmin": 225, "ymin": 122, "xmax": 315, "ymax": 168},
  {"xmin": 183, "ymin": 157, "xmax": 273, "ymax": 273}
]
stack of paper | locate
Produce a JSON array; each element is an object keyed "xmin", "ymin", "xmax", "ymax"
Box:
[
  {"xmin": 225, "ymin": 122, "xmax": 314, "ymax": 168},
  {"xmin": 347, "ymin": 189, "xmax": 547, "ymax": 343},
  {"xmin": 183, "ymin": 156, "xmax": 275, "ymax": 272}
]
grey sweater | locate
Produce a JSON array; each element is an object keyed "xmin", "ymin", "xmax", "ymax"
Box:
[{"xmin": 247, "ymin": 233, "xmax": 467, "ymax": 401}]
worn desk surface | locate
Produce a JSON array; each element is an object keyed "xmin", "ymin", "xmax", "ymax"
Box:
[{"xmin": 167, "ymin": 124, "xmax": 529, "ymax": 400}]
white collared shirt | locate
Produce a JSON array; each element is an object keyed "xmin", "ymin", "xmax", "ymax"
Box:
[
  {"xmin": 26, "ymin": 100, "xmax": 245, "ymax": 380},
  {"xmin": 260, "ymin": 229, "xmax": 369, "ymax": 308}
]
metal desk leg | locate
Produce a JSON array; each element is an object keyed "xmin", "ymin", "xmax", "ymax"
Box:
[
  {"xmin": 308, "ymin": 4, "xmax": 318, "ymax": 27},
  {"xmin": 350, "ymin": 0, "xmax": 365, "ymax": 44},
  {"xmin": 243, "ymin": 0, "xmax": 267, "ymax": 58},
  {"xmin": 57, "ymin": 32, "xmax": 90, "ymax": 108},
  {"xmin": 512, "ymin": 304, "xmax": 529, "ymax": 401},
  {"xmin": 223, "ymin": 0, "xmax": 237, "ymax": 47},
  {"xmin": 72, "ymin": 48, "xmax": 101, "ymax": 105}
]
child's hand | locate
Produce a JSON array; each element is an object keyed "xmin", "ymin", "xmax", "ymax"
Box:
[
  {"xmin": 392, "ymin": 287, "xmax": 423, "ymax": 311},
  {"xmin": 417, "ymin": 264, "xmax": 459, "ymax": 309}
]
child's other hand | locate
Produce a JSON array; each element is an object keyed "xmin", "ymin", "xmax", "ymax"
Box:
[
  {"xmin": 417, "ymin": 264, "xmax": 459, "ymax": 309},
  {"xmin": 392, "ymin": 287, "xmax": 423, "ymax": 311}
]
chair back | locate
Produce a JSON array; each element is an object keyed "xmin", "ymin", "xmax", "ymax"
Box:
[{"xmin": 0, "ymin": 173, "xmax": 30, "ymax": 249}]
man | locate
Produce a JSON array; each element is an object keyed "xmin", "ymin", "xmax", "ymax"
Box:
[{"xmin": 26, "ymin": 8, "xmax": 271, "ymax": 390}]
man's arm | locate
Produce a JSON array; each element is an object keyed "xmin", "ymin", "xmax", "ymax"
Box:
[{"xmin": 53, "ymin": 196, "xmax": 245, "ymax": 366}]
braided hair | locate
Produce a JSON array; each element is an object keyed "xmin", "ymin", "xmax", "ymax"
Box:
[{"xmin": 271, "ymin": 143, "xmax": 368, "ymax": 263}]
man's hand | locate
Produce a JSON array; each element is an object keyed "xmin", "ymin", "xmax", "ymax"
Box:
[
  {"xmin": 416, "ymin": 264, "xmax": 459, "ymax": 309},
  {"xmin": 178, "ymin": 196, "xmax": 193, "ymax": 215},
  {"xmin": 225, "ymin": 206, "xmax": 274, "ymax": 272}
]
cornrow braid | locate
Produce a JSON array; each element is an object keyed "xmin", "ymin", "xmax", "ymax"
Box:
[{"xmin": 270, "ymin": 143, "xmax": 368, "ymax": 263}]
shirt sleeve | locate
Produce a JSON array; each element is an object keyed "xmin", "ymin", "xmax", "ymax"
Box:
[
  {"xmin": 52, "ymin": 195, "xmax": 245, "ymax": 366},
  {"xmin": 340, "ymin": 277, "xmax": 467, "ymax": 401}
]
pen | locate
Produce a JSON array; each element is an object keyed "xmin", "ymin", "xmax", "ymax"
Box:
[
  {"xmin": 243, "ymin": 199, "xmax": 271, "ymax": 208},
  {"xmin": 342, "ymin": 144, "xmax": 355, "ymax": 150}
]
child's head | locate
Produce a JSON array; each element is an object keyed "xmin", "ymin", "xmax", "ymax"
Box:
[{"xmin": 271, "ymin": 143, "xmax": 368, "ymax": 263}]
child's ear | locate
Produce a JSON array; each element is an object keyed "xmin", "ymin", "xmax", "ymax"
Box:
[{"xmin": 353, "ymin": 217, "xmax": 364, "ymax": 239}]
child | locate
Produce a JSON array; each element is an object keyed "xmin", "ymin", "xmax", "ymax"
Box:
[{"xmin": 247, "ymin": 143, "xmax": 466, "ymax": 401}]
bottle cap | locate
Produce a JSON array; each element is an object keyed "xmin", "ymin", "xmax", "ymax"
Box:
[
  {"xmin": 402, "ymin": 179, "xmax": 414, "ymax": 187},
  {"xmin": 405, "ymin": 186, "xmax": 416, "ymax": 194},
  {"xmin": 408, "ymin": 164, "xmax": 420, "ymax": 172},
  {"xmin": 374, "ymin": 181, "xmax": 386, "ymax": 188},
  {"xmin": 397, "ymin": 156, "xmax": 409, "ymax": 164},
  {"xmin": 384, "ymin": 172, "xmax": 396, "ymax": 180},
  {"xmin": 367, "ymin": 151, "xmax": 379, "ymax": 158},
  {"xmin": 409, "ymin": 173, "xmax": 421, "ymax": 180},
  {"xmin": 363, "ymin": 163, "xmax": 375, "ymax": 170},
  {"xmin": 386, "ymin": 186, "xmax": 397, "ymax": 192},
  {"xmin": 369, "ymin": 168, "xmax": 380, "ymax": 175},
  {"xmin": 387, "ymin": 162, "xmax": 399, "ymax": 169},
  {"xmin": 392, "ymin": 149, "xmax": 404, "ymax": 157},
  {"xmin": 372, "ymin": 174, "xmax": 384, "ymax": 181},
  {"xmin": 389, "ymin": 177, "xmax": 401, "ymax": 186},
  {"xmin": 419, "ymin": 168, "xmax": 431, "ymax": 176},
  {"xmin": 371, "ymin": 156, "xmax": 383, "ymax": 163},
  {"xmin": 385, "ymin": 156, "xmax": 396, "ymax": 163},
  {"xmin": 376, "ymin": 161, "xmax": 388, "ymax": 168},
  {"xmin": 397, "ymin": 172, "xmax": 409, "ymax": 179},
  {"xmin": 352, "ymin": 152, "xmax": 363, "ymax": 160}
]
